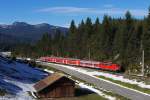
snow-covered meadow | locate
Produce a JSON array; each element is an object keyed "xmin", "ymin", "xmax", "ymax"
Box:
[{"xmin": 0, "ymin": 57, "xmax": 48, "ymax": 100}]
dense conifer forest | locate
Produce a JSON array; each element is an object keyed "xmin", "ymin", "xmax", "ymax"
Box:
[{"xmin": 12, "ymin": 9, "xmax": 150, "ymax": 75}]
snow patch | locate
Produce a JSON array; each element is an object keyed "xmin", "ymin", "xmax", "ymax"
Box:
[
  {"xmin": 44, "ymin": 69, "xmax": 54, "ymax": 73},
  {"xmin": 76, "ymin": 81, "xmax": 116, "ymax": 100},
  {"xmin": 52, "ymin": 63, "xmax": 150, "ymax": 89}
]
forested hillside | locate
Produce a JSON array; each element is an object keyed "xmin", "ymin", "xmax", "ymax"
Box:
[{"xmin": 13, "ymin": 9, "xmax": 150, "ymax": 75}]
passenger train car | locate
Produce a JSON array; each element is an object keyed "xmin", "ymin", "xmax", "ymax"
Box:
[{"xmin": 39, "ymin": 57, "xmax": 121, "ymax": 71}]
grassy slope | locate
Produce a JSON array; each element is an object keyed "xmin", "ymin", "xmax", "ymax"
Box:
[{"xmin": 97, "ymin": 76, "xmax": 150, "ymax": 94}]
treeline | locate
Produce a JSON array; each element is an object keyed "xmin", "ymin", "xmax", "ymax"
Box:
[{"xmin": 13, "ymin": 9, "xmax": 150, "ymax": 75}]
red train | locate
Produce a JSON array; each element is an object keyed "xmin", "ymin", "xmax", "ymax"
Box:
[{"xmin": 39, "ymin": 56, "xmax": 121, "ymax": 71}]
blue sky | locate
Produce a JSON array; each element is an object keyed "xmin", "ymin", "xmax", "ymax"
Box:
[{"xmin": 0, "ymin": 0, "xmax": 150, "ymax": 27}]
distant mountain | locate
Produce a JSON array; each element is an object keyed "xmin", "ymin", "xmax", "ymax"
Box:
[{"xmin": 0, "ymin": 22, "xmax": 68, "ymax": 43}]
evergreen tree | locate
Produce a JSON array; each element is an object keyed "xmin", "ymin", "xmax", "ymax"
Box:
[
  {"xmin": 68, "ymin": 20, "xmax": 77, "ymax": 57},
  {"xmin": 36, "ymin": 33, "xmax": 52, "ymax": 56},
  {"xmin": 85, "ymin": 17, "xmax": 93, "ymax": 37},
  {"xmin": 101, "ymin": 15, "xmax": 113, "ymax": 60},
  {"xmin": 92, "ymin": 18, "xmax": 102, "ymax": 60},
  {"xmin": 143, "ymin": 7, "xmax": 150, "ymax": 67},
  {"xmin": 113, "ymin": 19, "xmax": 124, "ymax": 57},
  {"xmin": 127, "ymin": 22, "xmax": 143, "ymax": 65},
  {"xmin": 121, "ymin": 11, "xmax": 134, "ymax": 68},
  {"xmin": 77, "ymin": 20, "xmax": 87, "ymax": 58}
]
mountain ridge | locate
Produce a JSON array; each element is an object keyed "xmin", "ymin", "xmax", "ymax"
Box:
[{"xmin": 0, "ymin": 21, "xmax": 68, "ymax": 43}]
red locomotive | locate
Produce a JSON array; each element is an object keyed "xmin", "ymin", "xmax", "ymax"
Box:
[{"xmin": 39, "ymin": 56, "xmax": 121, "ymax": 71}]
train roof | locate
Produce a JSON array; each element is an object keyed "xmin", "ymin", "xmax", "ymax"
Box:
[{"xmin": 40, "ymin": 56, "xmax": 115, "ymax": 65}]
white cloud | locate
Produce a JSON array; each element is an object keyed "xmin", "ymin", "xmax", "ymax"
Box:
[
  {"xmin": 36, "ymin": 6, "xmax": 147, "ymax": 17},
  {"xmin": 37, "ymin": 7, "xmax": 93, "ymax": 13}
]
